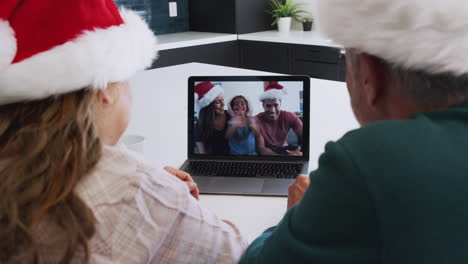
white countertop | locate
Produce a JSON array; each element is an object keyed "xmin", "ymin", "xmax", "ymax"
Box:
[
  {"xmin": 238, "ymin": 30, "xmax": 343, "ymax": 50},
  {"xmin": 157, "ymin": 31, "xmax": 237, "ymax": 50},
  {"xmin": 156, "ymin": 30, "xmax": 344, "ymax": 52}
]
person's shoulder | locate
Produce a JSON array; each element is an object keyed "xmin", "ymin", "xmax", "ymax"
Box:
[
  {"xmin": 340, "ymin": 118, "xmax": 429, "ymax": 146},
  {"xmin": 255, "ymin": 112, "xmax": 266, "ymax": 122},
  {"xmin": 76, "ymin": 144, "xmax": 188, "ymax": 208},
  {"xmin": 334, "ymin": 118, "xmax": 436, "ymax": 171},
  {"xmin": 282, "ymin": 111, "xmax": 299, "ymax": 119},
  {"xmin": 280, "ymin": 111, "xmax": 301, "ymax": 125}
]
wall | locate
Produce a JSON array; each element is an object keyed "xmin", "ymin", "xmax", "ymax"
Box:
[
  {"xmin": 189, "ymin": 0, "xmax": 237, "ymax": 34},
  {"xmin": 219, "ymin": 81, "xmax": 303, "ymax": 115},
  {"xmin": 291, "ymin": 0, "xmax": 317, "ymax": 31},
  {"xmin": 236, "ymin": 0, "xmax": 274, "ymax": 34},
  {"xmin": 114, "ymin": 0, "xmax": 189, "ymax": 35}
]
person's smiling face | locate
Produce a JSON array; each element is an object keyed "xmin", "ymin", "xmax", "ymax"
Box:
[
  {"xmin": 231, "ymin": 96, "xmax": 248, "ymax": 116},
  {"xmin": 262, "ymin": 99, "xmax": 281, "ymax": 121},
  {"xmin": 212, "ymin": 95, "xmax": 225, "ymax": 115}
]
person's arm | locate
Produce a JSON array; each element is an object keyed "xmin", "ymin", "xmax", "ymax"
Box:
[
  {"xmin": 293, "ymin": 123, "xmax": 303, "ymax": 144},
  {"xmin": 139, "ymin": 167, "xmax": 247, "ymax": 263},
  {"xmin": 225, "ymin": 124, "xmax": 237, "ymax": 139},
  {"xmin": 241, "ymin": 141, "xmax": 380, "ymax": 264},
  {"xmin": 194, "ymin": 122, "xmax": 207, "ymax": 154},
  {"xmin": 291, "ymin": 112, "xmax": 303, "ymax": 144},
  {"xmin": 249, "ymin": 117, "xmax": 260, "ymax": 137},
  {"xmin": 255, "ymin": 132, "xmax": 280, "ymax": 156},
  {"xmin": 226, "ymin": 115, "xmax": 243, "ymax": 139},
  {"xmin": 196, "ymin": 142, "xmax": 207, "ymax": 154}
]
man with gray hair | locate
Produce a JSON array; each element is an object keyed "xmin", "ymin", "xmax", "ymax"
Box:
[{"xmin": 241, "ymin": 0, "xmax": 468, "ymax": 263}]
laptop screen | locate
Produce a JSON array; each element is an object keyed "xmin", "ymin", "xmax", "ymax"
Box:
[{"xmin": 188, "ymin": 76, "xmax": 310, "ymax": 161}]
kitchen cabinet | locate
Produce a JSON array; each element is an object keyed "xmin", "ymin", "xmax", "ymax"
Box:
[
  {"xmin": 152, "ymin": 41, "xmax": 239, "ymax": 69},
  {"xmin": 189, "ymin": 0, "xmax": 273, "ymax": 34},
  {"xmin": 239, "ymin": 40, "xmax": 290, "ymax": 74},
  {"xmin": 239, "ymin": 40, "xmax": 346, "ymax": 81}
]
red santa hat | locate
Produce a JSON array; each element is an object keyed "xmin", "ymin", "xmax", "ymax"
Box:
[
  {"xmin": 0, "ymin": 0, "xmax": 158, "ymax": 105},
  {"xmin": 259, "ymin": 81, "xmax": 286, "ymax": 102},
  {"xmin": 194, "ymin": 81, "xmax": 224, "ymax": 110},
  {"xmin": 317, "ymin": 0, "xmax": 468, "ymax": 76}
]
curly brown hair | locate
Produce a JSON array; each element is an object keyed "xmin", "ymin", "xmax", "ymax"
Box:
[{"xmin": 0, "ymin": 89, "xmax": 102, "ymax": 263}]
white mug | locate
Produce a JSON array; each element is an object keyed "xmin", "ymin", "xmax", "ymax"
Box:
[{"xmin": 120, "ymin": 134, "xmax": 145, "ymax": 154}]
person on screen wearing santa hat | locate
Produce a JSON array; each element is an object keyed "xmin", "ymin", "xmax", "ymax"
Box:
[
  {"xmin": 226, "ymin": 95, "xmax": 259, "ymax": 156},
  {"xmin": 241, "ymin": 0, "xmax": 468, "ymax": 263},
  {"xmin": 194, "ymin": 81, "xmax": 232, "ymax": 155},
  {"xmin": 255, "ymin": 81, "xmax": 303, "ymax": 156},
  {"xmin": 0, "ymin": 0, "xmax": 245, "ymax": 263}
]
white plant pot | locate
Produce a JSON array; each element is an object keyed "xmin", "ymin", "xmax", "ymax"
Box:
[{"xmin": 277, "ymin": 17, "xmax": 291, "ymax": 33}]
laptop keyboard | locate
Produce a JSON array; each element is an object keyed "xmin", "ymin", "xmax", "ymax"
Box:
[{"xmin": 185, "ymin": 161, "xmax": 303, "ymax": 178}]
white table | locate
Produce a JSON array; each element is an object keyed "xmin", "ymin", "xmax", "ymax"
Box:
[{"xmin": 127, "ymin": 62, "xmax": 359, "ymax": 242}]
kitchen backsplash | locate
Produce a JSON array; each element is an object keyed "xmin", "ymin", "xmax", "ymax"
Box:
[{"xmin": 115, "ymin": 0, "xmax": 189, "ymax": 35}]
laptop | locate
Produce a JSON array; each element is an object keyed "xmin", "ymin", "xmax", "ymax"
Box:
[{"xmin": 180, "ymin": 76, "xmax": 310, "ymax": 196}]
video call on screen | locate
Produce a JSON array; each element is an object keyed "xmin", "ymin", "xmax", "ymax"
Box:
[{"xmin": 193, "ymin": 81, "xmax": 304, "ymax": 157}]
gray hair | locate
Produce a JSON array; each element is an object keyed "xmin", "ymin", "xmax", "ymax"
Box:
[
  {"xmin": 348, "ymin": 49, "xmax": 468, "ymax": 108},
  {"xmin": 383, "ymin": 62, "xmax": 468, "ymax": 108}
]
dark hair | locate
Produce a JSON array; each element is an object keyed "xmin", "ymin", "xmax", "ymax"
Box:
[
  {"xmin": 198, "ymin": 101, "xmax": 216, "ymax": 142},
  {"xmin": 230, "ymin": 95, "xmax": 250, "ymax": 115}
]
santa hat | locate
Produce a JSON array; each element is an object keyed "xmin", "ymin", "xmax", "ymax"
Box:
[
  {"xmin": 317, "ymin": 0, "xmax": 468, "ymax": 76},
  {"xmin": 259, "ymin": 81, "xmax": 286, "ymax": 102},
  {"xmin": 0, "ymin": 0, "xmax": 158, "ymax": 105},
  {"xmin": 194, "ymin": 81, "xmax": 224, "ymax": 110}
]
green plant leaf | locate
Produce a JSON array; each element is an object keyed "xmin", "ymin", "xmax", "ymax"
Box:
[{"xmin": 268, "ymin": 0, "xmax": 311, "ymax": 24}]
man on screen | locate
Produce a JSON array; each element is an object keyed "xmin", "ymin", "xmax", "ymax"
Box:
[{"xmin": 255, "ymin": 82, "xmax": 303, "ymax": 156}]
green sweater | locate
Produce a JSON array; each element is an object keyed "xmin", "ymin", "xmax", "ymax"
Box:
[{"xmin": 241, "ymin": 102, "xmax": 468, "ymax": 264}]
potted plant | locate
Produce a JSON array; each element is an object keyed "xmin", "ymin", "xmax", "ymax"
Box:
[
  {"xmin": 269, "ymin": 0, "xmax": 307, "ymax": 33},
  {"xmin": 301, "ymin": 16, "xmax": 314, "ymax": 31}
]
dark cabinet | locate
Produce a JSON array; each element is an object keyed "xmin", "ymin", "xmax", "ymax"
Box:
[
  {"xmin": 152, "ymin": 41, "xmax": 239, "ymax": 69},
  {"xmin": 189, "ymin": 0, "xmax": 237, "ymax": 34},
  {"xmin": 291, "ymin": 45, "xmax": 342, "ymax": 81},
  {"xmin": 236, "ymin": 0, "xmax": 273, "ymax": 34},
  {"xmin": 239, "ymin": 40, "xmax": 346, "ymax": 82},
  {"xmin": 239, "ymin": 40, "xmax": 290, "ymax": 74},
  {"xmin": 189, "ymin": 0, "xmax": 273, "ymax": 34}
]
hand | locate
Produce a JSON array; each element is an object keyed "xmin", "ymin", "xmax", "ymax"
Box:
[
  {"xmin": 229, "ymin": 115, "xmax": 244, "ymax": 128},
  {"xmin": 287, "ymin": 174, "xmax": 310, "ymax": 209},
  {"xmin": 286, "ymin": 146, "xmax": 302, "ymax": 156},
  {"xmin": 164, "ymin": 166, "xmax": 200, "ymax": 200},
  {"xmin": 248, "ymin": 117, "xmax": 257, "ymax": 131}
]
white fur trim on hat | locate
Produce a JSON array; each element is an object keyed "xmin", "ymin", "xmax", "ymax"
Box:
[
  {"xmin": 0, "ymin": 9, "xmax": 158, "ymax": 105},
  {"xmin": 197, "ymin": 84, "xmax": 223, "ymax": 110},
  {"xmin": 317, "ymin": 0, "xmax": 468, "ymax": 76},
  {"xmin": 0, "ymin": 20, "xmax": 16, "ymax": 72},
  {"xmin": 259, "ymin": 89, "xmax": 283, "ymax": 102}
]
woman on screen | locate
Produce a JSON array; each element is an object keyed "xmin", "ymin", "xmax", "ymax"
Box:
[
  {"xmin": 225, "ymin": 95, "xmax": 259, "ymax": 155},
  {"xmin": 194, "ymin": 82, "xmax": 231, "ymax": 155}
]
